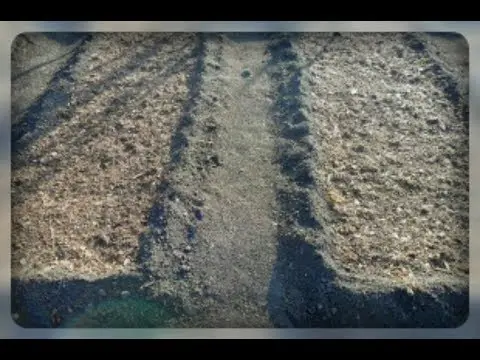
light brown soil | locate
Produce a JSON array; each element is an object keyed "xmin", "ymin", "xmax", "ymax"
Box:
[
  {"xmin": 298, "ymin": 33, "xmax": 469, "ymax": 292},
  {"xmin": 11, "ymin": 32, "xmax": 469, "ymax": 328},
  {"xmin": 12, "ymin": 33, "xmax": 196, "ymax": 280}
]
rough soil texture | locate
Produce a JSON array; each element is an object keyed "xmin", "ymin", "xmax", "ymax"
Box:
[
  {"xmin": 12, "ymin": 33, "xmax": 196, "ymax": 280},
  {"xmin": 11, "ymin": 32, "xmax": 469, "ymax": 328},
  {"xmin": 141, "ymin": 34, "xmax": 279, "ymax": 327},
  {"xmin": 300, "ymin": 33, "xmax": 469, "ymax": 289},
  {"xmin": 11, "ymin": 33, "xmax": 85, "ymax": 127}
]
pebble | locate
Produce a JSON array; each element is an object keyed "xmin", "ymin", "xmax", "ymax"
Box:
[
  {"xmin": 123, "ymin": 258, "xmax": 131, "ymax": 266},
  {"xmin": 121, "ymin": 290, "xmax": 130, "ymax": 298},
  {"xmin": 186, "ymin": 225, "xmax": 196, "ymax": 242},
  {"xmin": 97, "ymin": 233, "xmax": 110, "ymax": 246},
  {"xmin": 12, "ymin": 313, "xmax": 19, "ymax": 321},
  {"xmin": 180, "ymin": 264, "xmax": 191, "ymax": 272},
  {"xmin": 98, "ymin": 289, "xmax": 107, "ymax": 296},
  {"xmin": 173, "ymin": 250, "xmax": 184, "ymax": 259},
  {"xmin": 193, "ymin": 208, "xmax": 204, "ymax": 221},
  {"xmin": 420, "ymin": 204, "xmax": 432, "ymax": 215},
  {"xmin": 184, "ymin": 245, "xmax": 192, "ymax": 253},
  {"xmin": 241, "ymin": 69, "xmax": 251, "ymax": 78}
]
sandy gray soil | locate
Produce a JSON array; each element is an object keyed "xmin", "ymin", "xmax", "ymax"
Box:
[
  {"xmin": 141, "ymin": 34, "xmax": 279, "ymax": 327},
  {"xmin": 11, "ymin": 32, "xmax": 469, "ymax": 328},
  {"xmin": 11, "ymin": 33, "xmax": 86, "ymax": 127}
]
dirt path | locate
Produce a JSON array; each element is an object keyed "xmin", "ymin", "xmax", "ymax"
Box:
[{"xmin": 143, "ymin": 34, "xmax": 279, "ymax": 327}]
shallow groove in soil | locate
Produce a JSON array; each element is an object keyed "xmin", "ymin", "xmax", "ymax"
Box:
[
  {"xmin": 266, "ymin": 33, "xmax": 468, "ymax": 328},
  {"xmin": 11, "ymin": 34, "xmax": 92, "ymax": 154}
]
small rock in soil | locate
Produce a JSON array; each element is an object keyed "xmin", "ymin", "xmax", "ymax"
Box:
[
  {"xmin": 420, "ymin": 204, "xmax": 433, "ymax": 215},
  {"xmin": 193, "ymin": 208, "xmax": 204, "ymax": 221},
  {"xmin": 173, "ymin": 249, "xmax": 184, "ymax": 259},
  {"xmin": 352, "ymin": 145, "xmax": 366, "ymax": 153},
  {"xmin": 186, "ymin": 225, "xmax": 196, "ymax": 242},
  {"xmin": 241, "ymin": 69, "xmax": 251, "ymax": 78},
  {"xmin": 94, "ymin": 233, "xmax": 110, "ymax": 247},
  {"xmin": 121, "ymin": 290, "xmax": 130, "ymax": 298},
  {"xmin": 180, "ymin": 264, "xmax": 191, "ymax": 272}
]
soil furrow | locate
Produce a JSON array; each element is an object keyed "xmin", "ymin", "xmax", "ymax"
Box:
[
  {"xmin": 271, "ymin": 32, "xmax": 468, "ymax": 327},
  {"xmin": 265, "ymin": 34, "xmax": 327, "ymax": 328},
  {"xmin": 144, "ymin": 34, "xmax": 279, "ymax": 327},
  {"xmin": 11, "ymin": 33, "xmax": 92, "ymax": 153}
]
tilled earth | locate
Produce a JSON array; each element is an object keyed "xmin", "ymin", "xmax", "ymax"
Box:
[{"xmin": 11, "ymin": 32, "xmax": 469, "ymax": 328}]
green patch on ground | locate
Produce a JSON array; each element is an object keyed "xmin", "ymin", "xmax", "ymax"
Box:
[{"xmin": 63, "ymin": 297, "xmax": 178, "ymax": 328}]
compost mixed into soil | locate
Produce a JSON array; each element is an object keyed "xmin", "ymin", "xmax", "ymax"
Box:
[{"xmin": 11, "ymin": 32, "xmax": 469, "ymax": 328}]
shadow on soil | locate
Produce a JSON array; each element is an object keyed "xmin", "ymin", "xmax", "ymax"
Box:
[
  {"xmin": 11, "ymin": 32, "xmax": 470, "ymax": 328},
  {"xmin": 11, "ymin": 33, "xmax": 207, "ymax": 328},
  {"xmin": 12, "ymin": 33, "xmax": 90, "ymax": 83},
  {"xmin": 268, "ymin": 231, "xmax": 468, "ymax": 327},
  {"xmin": 404, "ymin": 33, "xmax": 469, "ymax": 119},
  {"xmin": 11, "ymin": 33, "xmax": 199, "ymax": 210},
  {"xmin": 266, "ymin": 34, "xmax": 468, "ymax": 328},
  {"xmin": 403, "ymin": 32, "xmax": 469, "ymax": 270},
  {"xmin": 136, "ymin": 33, "xmax": 208, "ymax": 278},
  {"xmin": 11, "ymin": 33, "xmax": 91, "ymax": 151},
  {"xmin": 11, "ymin": 33, "xmax": 195, "ymax": 156},
  {"xmin": 11, "ymin": 276, "xmax": 185, "ymax": 328}
]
